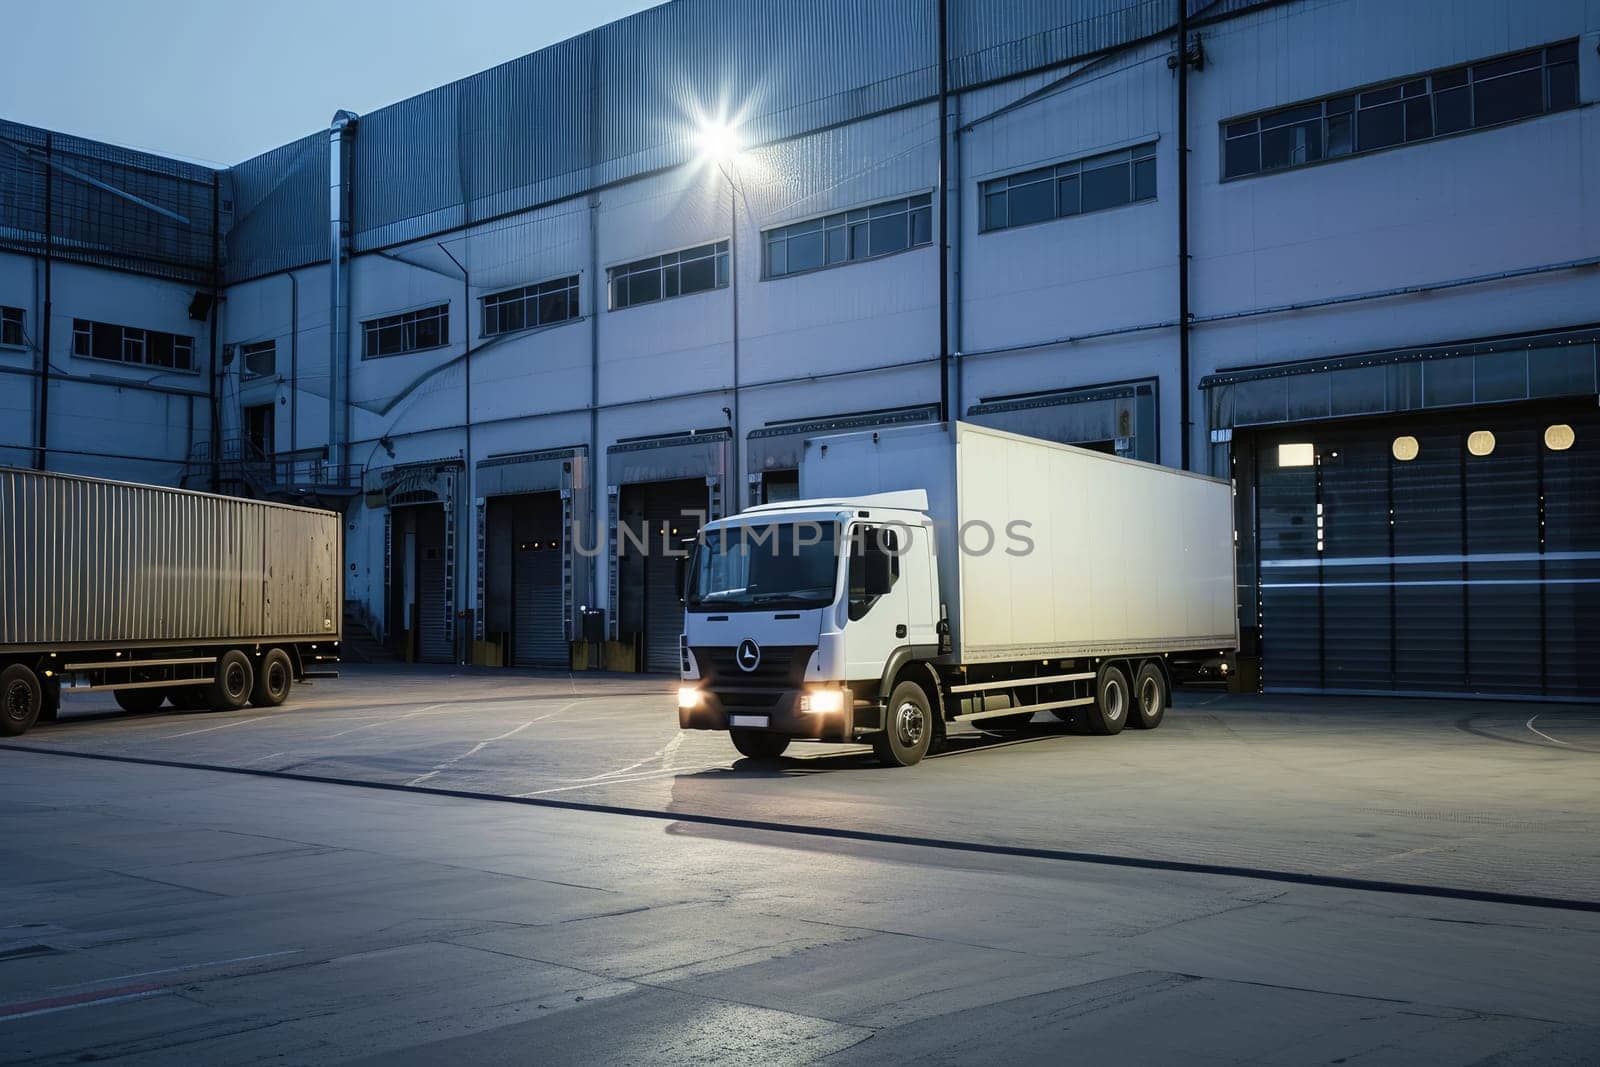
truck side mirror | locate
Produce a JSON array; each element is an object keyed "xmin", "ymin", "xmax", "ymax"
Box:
[{"xmin": 676, "ymin": 549, "xmax": 691, "ymax": 604}]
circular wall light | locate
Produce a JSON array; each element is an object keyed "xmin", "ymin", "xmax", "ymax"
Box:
[
  {"xmin": 1467, "ymin": 430, "xmax": 1496, "ymax": 457},
  {"xmin": 1391, "ymin": 435, "xmax": 1419, "ymax": 462},
  {"xmin": 1544, "ymin": 424, "xmax": 1575, "ymax": 451}
]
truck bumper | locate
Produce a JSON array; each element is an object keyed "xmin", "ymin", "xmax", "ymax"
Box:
[{"xmin": 679, "ymin": 686, "xmax": 877, "ymax": 742}]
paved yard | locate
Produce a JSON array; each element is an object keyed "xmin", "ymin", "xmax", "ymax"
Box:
[{"xmin": 1, "ymin": 668, "xmax": 1597, "ymax": 1062}]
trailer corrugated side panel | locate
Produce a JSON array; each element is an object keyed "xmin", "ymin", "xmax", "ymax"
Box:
[
  {"xmin": 954, "ymin": 423, "xmax": 1237, "ymax": 662},
  {"xmin": 0, "ymin": 468, "xmax": 340, "ymax": 651}
]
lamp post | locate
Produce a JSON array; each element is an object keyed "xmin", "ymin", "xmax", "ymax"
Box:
[{"xmin": 695, "ymin": 121, "xmax": 745, "ymax": 511}]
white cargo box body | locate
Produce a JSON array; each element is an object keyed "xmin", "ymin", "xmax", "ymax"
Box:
[{"xmin": 800, "ymin": 422, "xmax": 1237, "ymax": 663}]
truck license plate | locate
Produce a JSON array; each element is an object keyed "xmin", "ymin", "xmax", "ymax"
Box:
[{"xmin": 729, "ymin": 715, "xmax": 770, "ymax": 728}]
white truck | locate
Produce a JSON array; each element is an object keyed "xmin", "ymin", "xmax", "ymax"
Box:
[{"xmin": 677, "ymin": 422, "xmax": 1237, "ymax": 766}]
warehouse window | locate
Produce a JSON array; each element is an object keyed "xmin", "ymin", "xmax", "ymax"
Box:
[
  {"xmin": 1, "ymin": 306, "xmax": 23, "ymax": 346},
  {"xmin": 608, "ymin": 242, "xmax": 729, "ymax": 310},
  {"xmin": 239, "ymin": 340, "xmax": 277, "ymax": 380},
  {"xmin": 362, "ymin": 304, "xmax": 449, "ymax": 358},
  {"xmin": 481, "ymin": 274, "xmax": 579, "ymax": 337},
  {"xmin": 981, "ymin": 143, "xmax": 1156, "ymax": 233},
  {"xmin": 1223, "ymin": 42, "xmax": 1579, "ymax": 180},
  {"xmin": 72, "ymin": 318, "xmax": 194, "ymax": 371},
  {"xmin": 763, "ymin": 194, "xmax": 932, "ymax": 279}
]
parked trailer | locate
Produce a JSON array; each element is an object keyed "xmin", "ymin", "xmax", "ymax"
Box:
[
  {"xmin": 678, "ymin": 422, "xmax": 1237, "ymax": 766},
  {"xmin": 0, "ymin": 468, "xmax": 341, "ymax": 736}
]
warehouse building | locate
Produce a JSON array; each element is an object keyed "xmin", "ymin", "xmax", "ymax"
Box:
[{"xmin": 1, "ymin": 0, "xmax": 1596, "ymax": 697}]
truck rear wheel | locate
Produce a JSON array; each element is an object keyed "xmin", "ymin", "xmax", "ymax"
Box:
[
  {"xmin": 251, "ymin": 649, "xmax": 293, "ymax": 708},
  {"xmin": 0, "ymin": 664, "xmax": 42, "ymax": 736},
  {"xmin": 114, "ymin": 688, "xmax": 165, "ymax": 714},
  {"xmin": 873, "ymin": 681, "xmax": 934, "ymax": 767},
  {"xmin": 1129, "ymin": 661, "xmax": 1167, "ymax": 730},
  {"xmin": 207, "ymin": 650, "xmax": 255, "ymax": 712},
  {"xmin": 1085, "ymin": 663, "xmax": 1129, "ymax": 736},
  {"xmin": 730, "ymin": 729, "xmax": 790, "ymax": 761}
]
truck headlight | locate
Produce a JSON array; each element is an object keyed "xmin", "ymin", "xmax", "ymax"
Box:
[
  {"xmin": 800, "ymin": 688, "xmax": 845, "ymax": 714},
  {"xmin": 677, "ymin": 686, "xmax": 703, "ymax": 710}
]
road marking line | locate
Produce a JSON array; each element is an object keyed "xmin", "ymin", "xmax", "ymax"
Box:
[
  {"xmin": 567, "ymin": 731, "xmax": 688, "ymax": 783},
  {"xmin": 405, "ymin": 703, "xmax": 580, "ymax": 786},
  {"xmin": 1526, "ymin": 715, "xmax": 1570, "ymax": 747},
  {"xmin": 150, "ymin": 717, "xmax": 263, "ymax": 741},
  {"xmin": 513, "ymin": 762, "xmax": 725, "ymax": 796},
  {"xmin": 3, "ymin": 950, "xmax": 303, "ymax": 1023}
]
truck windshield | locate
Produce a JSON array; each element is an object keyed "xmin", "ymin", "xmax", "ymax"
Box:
[{"xmin": 686, "ymin": 522, "xmax": 840, "ymax": 612}]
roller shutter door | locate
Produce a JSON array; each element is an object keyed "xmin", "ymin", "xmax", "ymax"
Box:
[{"xmin": 513, "ymin": 539, "xmax": 567, "ymax": 667}]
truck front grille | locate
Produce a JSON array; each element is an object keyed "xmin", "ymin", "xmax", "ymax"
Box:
[{"xmin": 692, "ymin": 645, "xmax": 814, "ymax": 689}]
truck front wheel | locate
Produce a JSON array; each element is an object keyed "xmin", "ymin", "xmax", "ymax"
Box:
[
  {"xmin": 1085, "ymin": 664, "xmax": 1130, "ymax": 736},
  {"xmin": 0, "ymin": 664, "xmax": 42, "ymax": 736},
  {"xmin": 873, "ymin": 681, "xmax": 934, "ymax": 767},
  {"xmin": 208, "ymin": 650, "xmax": 255, "ymax": 712},
  {"xmin": 730, "ymin": 729, "xmax": 790, "ymax": 761}
]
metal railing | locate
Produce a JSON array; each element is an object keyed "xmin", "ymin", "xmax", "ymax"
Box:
[{"xmin": 185, "ymin": 438, "xmax": 362, "ymax": 498}]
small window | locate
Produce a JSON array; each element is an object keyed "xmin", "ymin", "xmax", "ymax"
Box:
[
  {"xmin": 1467, "ymin": 430, "xmax": 1496, "ymax": 457},
  {"xmin": 1391, "ymin": 435, "xmax": 1420, "ymax": 462},
  {"xmin": 481, "ymin": 275, "xmax": 579, "ymax": 337},
  {"xmin": 0, "ymin": 306, "xmax": 23, "ymax": 346},
  {"xmin": 240, "ymin": 340, "xmax": 277, "ymax": 380},
  {"xmin": 361, "ymin": 304, "xmax": 449, "ymax": 358},
  {"xmin": 70, "ymin": 317, "xmax": 195, "ymax": 371},
  {"xmin": 762, "ymin": 195, "xmax": 931, "ymax": 279},
  {"xmin": 982, "ymin": 143, "xmax": 1157, "ymax": 232},
  {"xmin": 608, "ymin": 242, "xmax": 728, "ymax": 309},
  {"xmin": 1278, "ymin": 443, "xmax": 1315, "ymax": 468}
]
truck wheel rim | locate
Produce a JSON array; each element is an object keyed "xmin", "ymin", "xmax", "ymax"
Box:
[
  {"xmin": 1139, "ymin": 676, "xmax": 1160, "ymax": 715},
  {"xmin": 895, "ymin": 701, "xmax": 925, "ymax": 747},
  {"xmin": 1104, "ymin": 680, "xmax": 1125, "ymax": 721},
  {"xmin": 5, "ymin": 682, "xmax": 29, "ymax": 721},
  {"xmin": 226, "ymin": 663, "xmax": 248, "ymax": 699},
  {"xmin": 268, "ymin": 662, "xmax": 287, "ymax": 697}
]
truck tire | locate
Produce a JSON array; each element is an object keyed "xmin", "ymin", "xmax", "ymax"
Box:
[
  {"xmin": 1084, "ymin": 663, "xmax": 1129, "ymax": 736},
  {"xmin": 251, "ymin": 649, "xmax": 293, "ymax": 708},
  {"xmin": 730, "ymin": 729, "xmax": 790, "ymax": 761},
  {"xmin": 114, "ymin": 688, "xmax": 165, "ymax": 714},
  {"xmin": 1, "ymin": 664, "xmax": 42, "ymax": 736},
  {"xmin": 207, "ymin": 650, "xmax": 255, "ymax": 712},
  {"xmin": 873, "ymin": 680, "xmax": 934, "ymax": 767},
  {"xmin": 1129, "ymin": 661, "xmax": 1167, "ymax": 730}
]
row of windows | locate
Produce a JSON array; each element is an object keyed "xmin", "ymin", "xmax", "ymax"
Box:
[
  {"xmin": 608, "ymin": 241, "xmax": 730, "ymax": 310},
  {"xmin": 72, "ymin": 319, "xmax": 195, "ymax": 371},
  {"xmin": 982, "ymin": 143, "xmax": 1157, "ymax": 232},
  {"xmin": 1225, "ymin": 42, "xmax": 1579, "ymax": 180},
  {"xmin": 362, "ymin": 304, "xmax": 449, "ymax": 359},
  {"xmin": 482, "ymin": 275, "xmax": 580, "ymax": 337},
  {"xmin": 764, "ymin": 194, "xmax": 932, "ymax": 279},
  {"xmin": 1, "ymin": 306, "xmax": 23, "ymax": 347}
]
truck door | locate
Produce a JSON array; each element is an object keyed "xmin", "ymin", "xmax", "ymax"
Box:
[{"xmin": 843, "ymin": 523, "xmax": 909, "ymax": 682}]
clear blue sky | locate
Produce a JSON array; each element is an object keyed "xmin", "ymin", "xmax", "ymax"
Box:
[{"xmin": 0, "ymin": 0, "xmax": 664, "ymax": 165}]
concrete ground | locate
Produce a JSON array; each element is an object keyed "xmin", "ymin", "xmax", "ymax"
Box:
[{"xmin": 2, "ymin": 666, "xmax": 1597, "ymax": 1063}]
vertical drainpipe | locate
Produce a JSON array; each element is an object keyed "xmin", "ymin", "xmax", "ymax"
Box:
[
  {"xmin": 936, "ymin": 0, "xmax": 951, "ymax": 424},
  {"xmin": 727, "ymin": 169, "xmax": 740, "ymax": 510},
  {"xmin": 208, "ymin": 172, "xmax": 222, "ymax": 492},
  {"xmin": 328, "ymin": 110, "xmax": 358, "ymax": 470},
  {"xmin": 287, "ymin": 272, "xmax": 299, "ymax": 456},
  {"xmin": 586, "ymin": 33, "xmax": 602, "ymax": 660},
  {"xmin": 34, "ymin": 132, "xmax": 53, "ymax": 471},
  {"xmin": 950, "ymin": 84, "xmax": 964, "ymax": 422},
  {"xmin": 1176, "ymin": 1, "xmax": 1193, "ymax": 471}
]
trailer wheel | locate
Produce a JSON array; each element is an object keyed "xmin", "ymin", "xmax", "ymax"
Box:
[
  {"xmin": 1085, "ymin": 663, "xmax": 1129, "ymax": 736},
  {"xmin": 207, "ymin": 650, "xmax": 255, "ymax": 712},
  {"xmin": 1129, "ymin": 661, "xmax": 1167, "ymax": 730},
  {"xmin": 730, "ymin": 729, "xmax": 790, "ymax": 761},
  {"xmin": 0, "ymin": 664, "xmax": 42, "ymax": 736},
  {"xmin": 114, "ymin": 688, "xmax": 165, "ymax": 714},
  {"xmin": 873, "ymin": 681, "xmax": 934, "ymax": 767},
  {"xmin": 251, "ymin": 649, "xmax": 293, "ymax": 708}
]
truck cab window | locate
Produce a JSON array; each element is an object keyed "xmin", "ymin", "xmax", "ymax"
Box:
[{"xmin": 848, "ymin": 525, "xmax": 899, "ymax": 620}]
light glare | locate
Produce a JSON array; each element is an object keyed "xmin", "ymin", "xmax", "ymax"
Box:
[
  {"xmin": 677, "ymin": 686, "xmax": 703, "ymax": 710},
  {"xmin": 695, "ymin": 120, "xmax": 742, "ymax": 163}
]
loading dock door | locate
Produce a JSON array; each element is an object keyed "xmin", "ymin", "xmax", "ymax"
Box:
[
  {"xmin": 619, "ymin": 479, "xmax": 705, "ymax": 673},
  {"xmin": 415, "ymin": 505, "xmax": 453, "ymax": 664},
  {"xmin": 1254, "ymin": 407, "xmax": 1599, "ymax": 698},
  {"xmin": 513, "ymin": 525, "xmax": 567, "ymax": 667}
]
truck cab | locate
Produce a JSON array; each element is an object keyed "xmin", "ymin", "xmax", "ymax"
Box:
[{"xmin": 677, "ymin": 491, "xmax": 941, "ymax": 764}]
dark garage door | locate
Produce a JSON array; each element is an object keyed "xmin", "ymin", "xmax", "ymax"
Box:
[{"xmin": 1255, "ymin": 406, "xmax": 1599, "ymax": 698}]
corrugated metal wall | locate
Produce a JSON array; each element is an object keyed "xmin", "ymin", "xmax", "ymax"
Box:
[
  {"xmin": 0, "ymin": 469, "xmax": 340, "ymax": 649},
  {"xmin": 0, "ymin": 120, "xmax": 218, "ymax": 284},
  {"xmin": 224, "ymin": 0, "xmax": 1279, "ymax": 283}
]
